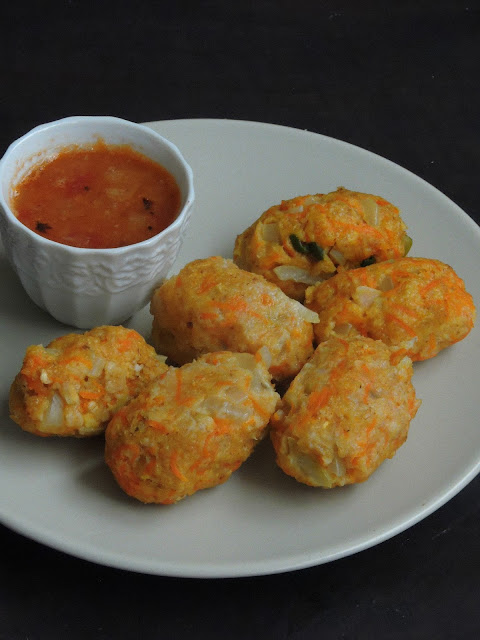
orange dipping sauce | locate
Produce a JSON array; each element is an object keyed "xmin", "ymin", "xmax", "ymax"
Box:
[{"xmin": 11, "ymin": 141, "xmax": 182, "ymax": 248}]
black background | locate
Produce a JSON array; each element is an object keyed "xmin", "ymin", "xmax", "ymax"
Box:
[{"xmin": 1, "ymin": 1, "xmax": 479, "ymax": 638}]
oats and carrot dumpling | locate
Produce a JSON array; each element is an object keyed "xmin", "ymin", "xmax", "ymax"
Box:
[
  {"xmin": 150, "ymin": 256, "xmax": 319, "ymax": 381},
  {"xmin": 9, "ymin": 326, "xmax": 168, "ymax": 437},
  {"xmin": 304, "ymin": 257, "xmax": 476, "ymax": 362},
  {"xmin": 105, "ymin": 351, "xmax": 279, "ymax": 504},
  {"xmin": 233, "ymin": 186, "xmax": 411, "ymax": 301},
  {"xmin": 270, "ymin": 336, "xmax": 421, "ymax": 488}
]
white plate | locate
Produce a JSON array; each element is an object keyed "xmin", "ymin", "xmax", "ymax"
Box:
[{"xmin": 1, "ymin": 119, "xmax": 479, "ymax": 578}]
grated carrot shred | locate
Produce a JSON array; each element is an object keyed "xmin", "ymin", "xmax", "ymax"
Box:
[
  {"xmin": 198, "ymin": 275, "xmax": 218, "ymax": 295},
  {"xmin": 420, "ymin": 278, "xmax": 443, "ymax": 297},
  {"xmin": 390, "ymin": 348, "xmax": 408, "ymax": 365},
  {"xmin": 213, "ymin": 417, "xmax": 232, "ymax": 434},
  {"xmin": 78, "ymin": 378, "xmax": 104, "ymax": 400},
  {"xmin": 407, "ymin": 395, "xmax": 417, "ymax": 416},
  {"xmin": 282, "ymin": 241, "xmax": 296, "ymax": 258},
  {"xmin": 78, "ymin": 389, "xmax": 103, "ymax": 400},
  {"xmin": 384, "ymin": 312, "xmax": 417, "ymax": 337},
  {"xmin": 307, "ymin": 387, "xmax": 331, "ymax": 414},
  {"xmin": 426, "ymin": 332, "xmax": 437, "ymax": 357},
  {"xmin": 147, "ymin": 419, "xmax": 168, "ymax": 433},
  {"xmin": 250, "ymin": 396, "xmax": 270, "ymax": 419},
  {"xmin": 117, "ymin": 331, "xmax": 139, "ymax": 353},
  {"xmin": 390, "ymin": 303, "xmax": 420, "ymax": 319},
  {"xmin": 199, "ymin": 311, "xmax": 219, "ymax": 321},
  {"xmin": 366, "ymin": 416, "xmax": 377, "ymax": 435},
  {"xmin": 212, "ymin": 296, "xmax": 264, "ymax": 320},
  {"xmin": 170, "ymin": 451, "xmax": 187, "ymax": 482},
  {"xmin": 260, "ymin": 252, "xmax": 285, "ymax": 271},
  {"xmin": 362, "ymin": 381, "xmax": 372, "ymax": 404}
]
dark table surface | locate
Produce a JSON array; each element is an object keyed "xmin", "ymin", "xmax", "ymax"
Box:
[{"xmin": 1, "ymin": 2, "xmax": 479, "ymax": 638}]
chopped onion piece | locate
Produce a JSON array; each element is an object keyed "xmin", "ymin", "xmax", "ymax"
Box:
[
  {"xmin": 329, "ymin": 248, "xmax": 346, "ymax": 266},
  {"xmin": 333, "ymin": 323, "xmax": 353, "ymax": 336},
  {"xmin": 45, "ymin": 348, "xmax": 61, "ymax": 357},
  {"xmin": 40, "ymin": 369, "xmax": 52, "ymax": 385},
  {"xmin": 379, "ymin": 275, "xmax": 395, "ymax": 291},
  {"xmin": 224, "ymin": 386, "xmax": 248, "ymax": 403},
  {"xmin": 44, "ymin": 392, "xmax": 64, "ymax": 427},
  {"xmin": 89, "ymin": 356, "xmax": 106, "ymax": 377},
  {"xmin": 403, "ymin": 337, "xmax": 418, "ymax": 350},
  {"xmin": 353, "ymin": 285, "xmax": 381, "ymax": 307},
  {"xmin": 273, "ymin": 265, "xmax": 321, "ymax": 285},
  {"xmin": 256, "ymin": 345, "xmax": 273, "ymax": 369},
  {"xmin": 287, "ymin": 205, "xmax": 304, "ymax": 214},
  {"xmin": 291, "ymin": 301, "xmax": 320, "ymax": 324},
  {"xmin": 232, "ymin": 352, "xmax": 257, "ymax": 371},
  {"xmin": 327, "ymin": 456, "xmax": 346, "ymax": 477},
  {"xmin": 303, "ymin": 195, "xmax": 322, "ymax": 206},
  {"xmin": 274, "ymin": 409, "xmax": 285, "ymax": 421},
  {"xmin": 262, "ymin": 222, "xmax": 282, "ymax": 244},
  {"xmin": 362, "ymin": 197, "xmax": 379, "ymax": 226},
  {"xmin": 201, "ymin": 397, "xmax": 251, "ymax": 422}
]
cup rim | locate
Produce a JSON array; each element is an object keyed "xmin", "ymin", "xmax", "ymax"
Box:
[{"xmin": 0, "ymin": 115, "xmax": 195, "ymax": 256}]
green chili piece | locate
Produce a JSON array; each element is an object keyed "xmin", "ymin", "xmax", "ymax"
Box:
[
  {"xmin": 290, "ymin": 234, "xmax": 324, "ymax": 261},
  {"xmin": 289, "ymin": 234, "xmax": 309, "ymax": 254},
  {"xmin": 360, "ymin": 256, "xmax": 376, "ymax": 267},
  {"xmin": 403, "ymin": 234, "xmax": 413, "ymax": 256},
  {"xmin": 305, "ymin": 241, "xmax": 324, "ymax": 261}
]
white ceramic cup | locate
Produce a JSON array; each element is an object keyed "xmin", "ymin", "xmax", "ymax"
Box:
[{"xmin": 0, "ymin": 116, "xmax": 195, "ymax": 328}]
